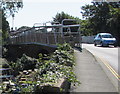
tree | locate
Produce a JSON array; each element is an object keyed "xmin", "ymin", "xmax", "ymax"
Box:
[
  {"xmin": 2, "ymin": 10, "xmax": 10, "ymax": 44},
  {"xmin": 81, "ymin": 2, "xmax": 110, "ymax": 34},
  {"xmin": 81, "ymin": 2, "xmax": 120, "ymax": 45},
  {"xmin": 53, "ymin": 11, "xmax": 81, "ymax": 32},
  {"xmin": 17, "ymin": 26, "xmax": 31, "ymax": 31},
  {"xmin": 53, "ymin": 11, "xmax": 80, "ymax": 24},
  {"xmin": 80, "ymin": 19, "xmax": 94, "ymax": 36},
  {"xmin": 0, "ymin": 0, "xmax": 23, "ymax": 44},
  {"xmin": 107, "ymin": 5, "xmax": 120, "ymax": 45},
  {"xmin": 1, "ymin": 0, "xmax": 23, "ymax": 17}
]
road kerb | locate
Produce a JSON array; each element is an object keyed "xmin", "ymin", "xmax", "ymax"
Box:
[
  {"xmin": 84, "ymin": 48, "xmax": 119, "ymax": 92},
  {"xmin": 94, "ymin": 55, "xmax": 119, "ymax": 92},
  {"xmin": 95, "ymin": 55, "xmax": 120, "ymax": 81}
]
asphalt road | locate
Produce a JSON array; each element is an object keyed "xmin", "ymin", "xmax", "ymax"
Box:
[{"xmin": 82, "ymin": 43, "xmax": 118, "ymax": 74}]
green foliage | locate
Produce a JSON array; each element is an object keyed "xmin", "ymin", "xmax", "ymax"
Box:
[
  {"xmin": 1, "ymin": 1, "xmax": 23, "ymax": 17},
  {"xmin": 20, "ymin": 85, "xmax": 34, "ymax": 93},
  {"xmin": 17, "ymin": 26, "xmax": 31, "ymax": 31},
  {"xmin": 1, "ymin": 0, "xmax": 23, "ymax": 45},
  {"xmin": 1, "ymin": 10, "xmax": 10, "ymax": 45},
  {"xmin": 107, "ymin": 5, "xmax": 120, "ymax": 45},
  {"xmin": 15, "ymin": 54, "xmax": 37, "ymax": 71},
  {"xmin": 2, "ymin": 44, "xmax": 80, "ymax": 93},
  {"xmin": 34, "ymin": 60, "xmax": 79, "ymax": 85},
  {"xmin": 52, "ymin": 45, "xmax": 74, "ymax": 66},
  {"xmin": 52, "ymin": 50, "xmax": 74, "ymax": 66},
  {"xmin": 2, "ymin": 11, "xmax": 10, "ymax": 32},
  {"xmin": 53, "ymin": 11, "xmax": 80, "ymax": 24},
  {"xmin": 30, "ymin": 43, "xmax": 80, "ymax": 92},
  {"xmin": 53, "ymin": 12, "xmax": 81, "ymax": 32},
  {"xmin": 57, "ymin": 43, "xmax": 73, "ymax": 52},
  {"xmin": 34, "ymin": 43, "xmax": 80, "ymax": 86},
  {"xmin": 6, "ymin": 54, "xmax": 37, "ymax": 76},
  {"xmin": 81, "ymin": 3, "xmax": 110, "ymax": 34},
  {"xmin": 80, "ymin": 19, "xmax": 94, "ymax": 36},
  {"xmin": 81, "ymin": 2, "xmax": 120, "ymax": 45}
]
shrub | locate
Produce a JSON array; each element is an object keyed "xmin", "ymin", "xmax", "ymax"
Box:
[
  {"xmin": 33, "ymin": 43, "xmax": 80, "ymax": 86},
  {"xmin": 2, "ymin": 43, "xmax": 80, "ymax": 93},
  {"xmin": 17, "ymin": 54, "xmax": 37, "ymax": 70},
  {"xmin": 6, "ymin": 54, "xmax": 37, "ymax": 76}
]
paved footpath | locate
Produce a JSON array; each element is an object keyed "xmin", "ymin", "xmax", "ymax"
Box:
[{"xmin": 70, "ymin": 48, "xmax": 118, "ymax": 93}]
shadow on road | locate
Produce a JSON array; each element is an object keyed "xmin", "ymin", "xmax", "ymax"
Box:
[{"xmin": 74, "ymin": 47, "xmax": 82, "ymax": 52}]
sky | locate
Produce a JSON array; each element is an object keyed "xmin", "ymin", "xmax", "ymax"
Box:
[{"xmin": 7, "ymin": 0, "xmax": 92, "ymax": 29}]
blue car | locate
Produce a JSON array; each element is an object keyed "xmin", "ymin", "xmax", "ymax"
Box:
[{"xmin": 94, "ymin": 33, "xmax": 117, "ymax": 47}]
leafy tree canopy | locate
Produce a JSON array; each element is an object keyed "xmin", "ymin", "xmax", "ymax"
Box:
[
  {"xmin": 0, "ymin": 0, "xmax": 23, "ymax": 44},
  {"xmin": 81, "ymin": 2, "xmax": 120, "ymax": 45},
  {"xmin": 80, "ymin": 19, "xmax": 94, "ymax": 36},
  {"xmin": 17, "ymin": 26, "xmax": 31, "ymax": 31},
  {"xmin": 53, "ymin": 11, "xmax": 81, "ymax": 32},
  {"xmin": 1, "ymin": 0, "xmax": 23, "ymax": 17},
  {"xmin": 53, "ymin": 11, "xmax": 81, "ymax": 24}
]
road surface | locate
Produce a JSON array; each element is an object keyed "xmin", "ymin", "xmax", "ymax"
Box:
[{"xmin": 82, "ymin": 43, "xmax": 118, "ymax": 74}]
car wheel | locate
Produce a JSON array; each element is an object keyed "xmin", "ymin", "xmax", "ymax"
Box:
[
  {"xmin": 114, "ymin": 44, "xmax": 117, "ymax": 47},
  {"xmin": 94, "ymin": 42, "xmax": 97, "ymax": 46},
  {"xmin": 100, "ymin": 42, "xmax": 104, "ymax": 47}
]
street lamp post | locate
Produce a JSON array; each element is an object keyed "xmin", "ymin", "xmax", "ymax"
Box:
[{"xmin": 12, "ymin": 14, "xmax": 15, "ymax": 30}]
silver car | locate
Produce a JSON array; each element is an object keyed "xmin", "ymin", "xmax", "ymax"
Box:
[{"xmin": 94, "ymin": 33, "xmax": 117, "ymax": 47}]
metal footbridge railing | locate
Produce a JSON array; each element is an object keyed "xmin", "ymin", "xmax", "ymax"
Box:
[{"xmin": 9, "ymin": 19, "xmax": 81, "ymax": 47}]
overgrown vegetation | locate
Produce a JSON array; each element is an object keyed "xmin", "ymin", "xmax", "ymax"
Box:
[
  {"xmin": 1, "ymin": 43, "xmax": 80, "ymax": 93},
  {"xmin": 9, "ymin": 54, "xmax": 37, "ymax": 76}
]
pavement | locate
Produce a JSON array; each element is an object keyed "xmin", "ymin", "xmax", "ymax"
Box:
[{"xmin": 70, "ymin": 48, "xmax": 118, "ymax": 93}]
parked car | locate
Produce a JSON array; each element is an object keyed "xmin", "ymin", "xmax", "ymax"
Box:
[{"xmin": 94, "ymin": 33, "xmax": 117, "ymax": 47}]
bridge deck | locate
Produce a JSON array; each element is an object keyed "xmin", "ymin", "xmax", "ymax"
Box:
[{"xmin": 12, "ymin": 42, "xmax": 58, "ymax": 48}]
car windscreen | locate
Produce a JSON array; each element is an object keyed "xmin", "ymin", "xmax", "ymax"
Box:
[{"xmin": 101, "ymin": 35, "xmax": 113, "ymax": 38}]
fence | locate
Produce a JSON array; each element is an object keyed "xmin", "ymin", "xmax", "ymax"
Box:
[
  {"xmin": 10, "ymin": 30, "xmax": 81, "ymax": 47},
  {"xmin": 82, "ymin": 36, "xmax": 95, "ymax": 44},
  {"xmin": 9, "ymin": 19, "xmax": 81, "ymax": 47}
]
